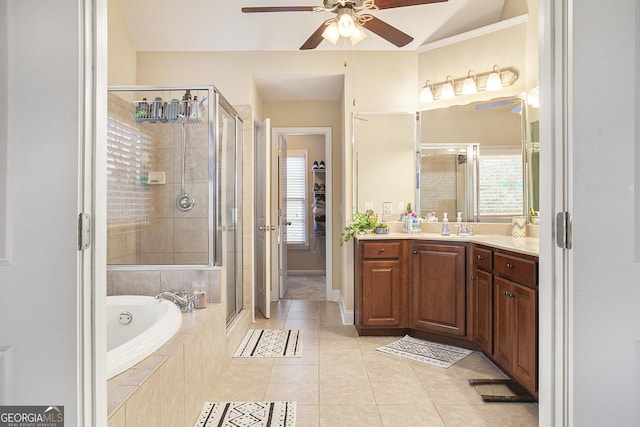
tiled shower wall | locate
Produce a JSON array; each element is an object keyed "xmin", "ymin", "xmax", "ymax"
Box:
[{"xmin": 107, "ymin": 92, "xmax": 209, "ymax": 265}]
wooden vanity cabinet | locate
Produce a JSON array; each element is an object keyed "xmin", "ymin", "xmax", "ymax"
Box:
[
  {"xmin": 354, "ymin": 240, "xmax": 409, "ymax": 335},
  {"xmin": 492, "ymin": 250, "xmax": 538, "ymax": 395},
  {"xmin": 472, "ymin": 246, "xmax": 493, "ymax": 354},
  {"xmin": 411, "ymin": 242, "xmax": 467, "ymax": 337}
]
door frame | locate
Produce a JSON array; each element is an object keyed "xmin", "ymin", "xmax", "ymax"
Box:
[{"xmin": 272, "ymin": 127, "xmax": 333, "ymax": 301}]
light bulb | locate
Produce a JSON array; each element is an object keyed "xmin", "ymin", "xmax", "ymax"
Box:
[
  {"xmin": 350, "ymin": 22, "xmax": 367, "ymax": 44},
  {"xmin": 440, "ymin": 77, "xmax": 456, "ymax": 99},
  {"xmin": 462, "ymin": 71, "xmax": 477, "ymax": 95},
  {"xmin": 486, "ymin": 65, "xmax": 502, "ymax": 91},
  {"xmin": 338, "ymin": 13, "xmax": 355, "ymax": 37},
  {"xmin": 322, "ymin": 22, "xmax": 340, "ymax": 44},
  {"xmin": 419, "ymin": 83, "xmax": 434, "ymax": 103}
]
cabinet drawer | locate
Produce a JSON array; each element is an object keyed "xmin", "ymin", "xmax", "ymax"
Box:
[
  {"xmin": 362, "ymin": 241, "xmax": 401, "ymax": 259},
  {"xmin": 494, "ymin": 252, "xmax": 537, "ymax": 287},
  {"xmin": 473, "ymin": 247, "xmax": 493, "ymax": 271}
]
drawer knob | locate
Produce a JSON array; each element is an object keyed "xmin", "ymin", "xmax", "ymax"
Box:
[
  {"xmin": 413, "ymin": 250, "xmax": 418, "ymax": 254},
  {"xmin": 378, "ymin": 248, "xmax": 385, "ymax": 254},
  {"xmin": 504, "ymin": 291, "xmax": 515, "ymax": 299},
  {"xmin": 470, "ymin": 276, "xmax": 476, "ymax": 281},
  {"xmin": 506, "ymin": 263, "xmax": 514, "ymax": 269},
  {"xmin": 477, "ymin": 255, "xmax": 483, "ymax": 260}
]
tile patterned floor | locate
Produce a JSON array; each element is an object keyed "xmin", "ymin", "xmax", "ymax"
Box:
[{"xmin": 210, "ymin": 300, "xmax": 539, "ymax": 427}]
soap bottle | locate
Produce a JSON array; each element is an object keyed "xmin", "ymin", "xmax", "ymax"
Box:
[
  {"xmin": 441, "ymin": 213, "xmax": 450, "ymax": 236},
  {"xmin": 456, "ymin": 212, "xmax": 462, "ymax": 223}
]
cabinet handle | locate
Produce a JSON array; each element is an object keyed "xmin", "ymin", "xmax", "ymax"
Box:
[
  {"xmin": 470, "ymin": 276, "xmax": 476, "ymax": 281},
  {"xmin": 413, "ymin": 250, "xmax": 418, "ymax": 254},
  {"xmin": 504, "ymin": 291, "xmax": 515, "ymax": 299},
  {"xmin": 506, "ymin": 263, "xmax": 514, "ymax": 269},
  {"xmin": 378, "ymin": 248, "xmax": 385, "ymax": 254},
  {"xmin": 477, "ymin": 254, "xmax": 483, "ymax": 260}
]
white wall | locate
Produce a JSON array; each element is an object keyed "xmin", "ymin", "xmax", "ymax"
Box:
[{"xmin": 0, "ymin": 1, "xmax": 83, "ymax": 424}]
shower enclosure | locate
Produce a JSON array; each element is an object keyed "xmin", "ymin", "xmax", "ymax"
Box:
[{"xmin": 106, "ymin": 86, "xmax": 243, "ymax": 323}]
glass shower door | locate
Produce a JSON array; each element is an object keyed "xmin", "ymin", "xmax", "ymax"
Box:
[{"xmin": 218, "ymin": 102, "xmax": 242, "ymax": 323}]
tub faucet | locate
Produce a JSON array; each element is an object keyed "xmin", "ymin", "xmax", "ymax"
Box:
[{"xmin": 155, "ymin": 290, "xmax": 195, "ymax": 313}]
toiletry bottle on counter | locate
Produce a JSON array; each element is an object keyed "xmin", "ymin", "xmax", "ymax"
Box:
[
  {"xmin": 441, "ymin": 213, "xmax": 450, "ymax": 236},
  {"xmin": 456, "ymin": 212, "xmax": 462, "ymax": 223}
]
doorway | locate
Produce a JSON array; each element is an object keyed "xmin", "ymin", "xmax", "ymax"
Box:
[{"xmin": 272, "ymin": 127, "xmax": 333, "ymax": 302}]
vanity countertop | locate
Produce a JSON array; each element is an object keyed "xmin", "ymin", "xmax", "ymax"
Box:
[{"xmin": 356, "ymin": 232, "xmax": 539, "ymax": 257}]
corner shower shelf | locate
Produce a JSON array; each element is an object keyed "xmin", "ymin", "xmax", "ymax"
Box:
[{"xmin": 132, "ymin": 100, "xmax": 204, "ymax": 125}]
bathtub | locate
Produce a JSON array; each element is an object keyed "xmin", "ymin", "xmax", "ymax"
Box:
[{"xmin": 107, "ymin": 295, "xmax": 182, "ymax": 379}]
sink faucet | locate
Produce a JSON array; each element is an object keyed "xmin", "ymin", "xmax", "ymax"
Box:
[
  {"xmin": 455, "ymin": 223, "xmax": 476, "ymax": 236},
  {"xmin": 155, "ymin": 290, "xmax": 195, "ymax": 312}
]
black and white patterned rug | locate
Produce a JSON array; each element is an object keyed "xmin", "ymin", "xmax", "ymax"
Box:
[
  {"xmin": 234, "ymin": 329, "xmax": 303, "ymax": 357},
  {"xmin": 194, "ymin": 401, "xmax": 296, "ymax": 427},
  {"xmin": 377, "ymin": 335, "xmax": 472, "ymax": 368}
]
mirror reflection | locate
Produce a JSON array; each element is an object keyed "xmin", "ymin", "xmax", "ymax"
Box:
[{"xmin": 419, "ymin": 96, "xmax": 528, "ymax": 223}]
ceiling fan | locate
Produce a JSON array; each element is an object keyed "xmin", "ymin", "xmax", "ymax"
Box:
[{"xmin": 241, "ymin": 0, "xmax": 449, "ymax": 50}]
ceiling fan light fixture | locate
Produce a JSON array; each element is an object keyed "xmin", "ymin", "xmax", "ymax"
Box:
[
  {"xmin": 322, "ymin": 22, "xmax": 340, "ymax": 44},
  {"xmin": 462, "ymin": 70, "xmax": 477, "ymax": 95},
  {"xmin": 419, "ymin": 80, "xmax": 434, "ymax": 103},
  {"xmin": 486, "ymin": 65, "xmax": 503, "ymax": 91},
  {"xmin": 440, "ymin": 76, "xmax": 456, "ymax": 99}
]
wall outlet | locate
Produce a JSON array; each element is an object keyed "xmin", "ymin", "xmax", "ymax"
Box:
[
  {"xmin": 383, "ymin": 202, "xmax": 392, "ymax": 215},
  {"xmin": 398, "ymin": 202, "xmax": 405, "ymax": 212},
  {"xmin": 364, "ymin": 202, "xmax": 374, "ymax": 211}
]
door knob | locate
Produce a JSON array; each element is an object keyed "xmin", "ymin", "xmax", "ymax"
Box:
[
  {"xmin": 258, "ymin": 225, "xmax": 267, "ymax": 231},
  {"xmin": 269, "ymin": 225, "xmax": 276, "ymax": 231},
  {"xmin": 285, "ymin": 221, "xmax": 292, "ymax": 226}
]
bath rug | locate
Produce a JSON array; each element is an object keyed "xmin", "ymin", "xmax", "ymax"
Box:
[
  {"xmin": 234, "ymin": 329, "xmax": 303, "ymax": 358},
  {"xmin": 377, "ymin": 335, "xmax": 472, "ymax": 368},
  {"xmin": 194, "ymin": 401, "xmax": 296, "ymax": 427}
]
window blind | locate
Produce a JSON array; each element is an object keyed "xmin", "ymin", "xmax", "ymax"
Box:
[
  {"xmin": 285, "ymin": 151, "xmax": 307, "ymax": 245},
  {"xmin": 479, "ymin": 151, "xmax": 523, "ymax": 215},
  {"xmin": 106, "ymin": 117, "xmax": 152, "ymax": 225}
]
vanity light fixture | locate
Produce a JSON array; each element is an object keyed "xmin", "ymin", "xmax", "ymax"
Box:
[
  {"xmin": 440, "ymin": 76, "xmax": 456, "ymax": 99},
  {"xmin": 462, "ymin": 70, "xmax": 478, "ymax": 95},
  {"xmin": 419, "ymin": 65, "xmax": 518, "ymax": 103}
]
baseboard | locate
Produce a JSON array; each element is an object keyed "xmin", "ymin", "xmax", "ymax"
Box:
[
  {"xmin": 337, "ymin": 290, "xmax": 354, "ymax": 325},
  {"xmin": 286, "ymin": 270, "xmax": 326, "ymax": 275}
]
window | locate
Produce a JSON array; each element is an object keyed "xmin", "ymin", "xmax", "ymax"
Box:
[
  {"xmin": 106, "ymin": 117, "xmax": 152, "ymax": 225},
  {"xmin": 478, "ymin": 148, "xmax": 523, "ymax": 217},
  {"xmin": 285, "ymin": 151, "xmax": 307, "ymax": 245}
]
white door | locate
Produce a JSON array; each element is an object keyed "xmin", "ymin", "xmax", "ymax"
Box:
[
  {"xmin": 0, "ymin": 1, "xmax": 98, "ymax": 423},
  {"xmin": 277, "ymin": 136, "xmax": 288, "ymax": 298},
  {"xmin": 254, "ymin": 118, "xmax": 271, "ymax": 318}
]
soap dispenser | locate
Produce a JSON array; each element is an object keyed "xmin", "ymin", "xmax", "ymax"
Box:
[{"xmin": 441, "ymin": 213, "xmax": 450, "ymax": 236}]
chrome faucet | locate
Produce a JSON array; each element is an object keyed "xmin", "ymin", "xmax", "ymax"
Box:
[
  {"xmin": 155, "ymin": 290, "xmax": 195, "ymax": 313},
  {"xmin": 455, "ymin": 223, "xmax": 476, "ymax": 236}
]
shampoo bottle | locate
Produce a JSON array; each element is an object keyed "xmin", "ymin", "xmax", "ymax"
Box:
[{"xmin": 441, "ymin": 213, "xmax": 450, "ymax": 236}]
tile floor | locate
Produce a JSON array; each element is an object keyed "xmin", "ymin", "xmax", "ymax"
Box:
[{"xmin": 209, "ymin": 299, "xmax": 539, "ymax": 426}]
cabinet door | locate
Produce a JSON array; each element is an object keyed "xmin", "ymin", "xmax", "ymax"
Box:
[
  {"xmin": 412, "ymin": 243, "xmax": 466, "ymax": 336},
  {"xmin": 512, "ymin": 282, "xmax": 537, "ymax": 393},
  {"xmin": 493, "ymin": 277, "xmax": 515, "ymax": 369},
  {"xmin": 362, "ymin": 259, "xmax": 402, "ymax": 327},
  {"xmin": 473, "ymin": 268, "xmax": 493, "ymax": 354},
  {"xmin": 493, "ymin": 276, "xmax": 537, "ymax": 395}
]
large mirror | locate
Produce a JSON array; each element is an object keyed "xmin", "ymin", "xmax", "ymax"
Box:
[{"xmin": 419, "ymin": 95, "xmax": 533, "ymax": 223}]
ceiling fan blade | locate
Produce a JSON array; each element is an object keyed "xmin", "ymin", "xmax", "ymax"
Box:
[
  {"xmin": 362, "ymin": 16, "xmax": 413, "ymax": 47},
  {"xmin": 241, "ymin": 6, "xmax": 315, "ymax": 13},
  {"xmin": 300, "ymin": 23, "xmax": 327, "ymax": 50},
  {"xmin": 375, "ymin": 0, "xmax": 448, "ymax": 10}
]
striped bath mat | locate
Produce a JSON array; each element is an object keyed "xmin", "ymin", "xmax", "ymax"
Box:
[
  {"xmin": 377, "ymin": 335, "xmax": 472, "ymax": 368},
  {"xmin": 194, "ymin": 401, "xmax": 296, "ymax": 427},
  {"xmin": 234, "ymin": 329, "xmax": 303, "ymax": 357}
]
